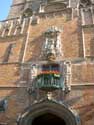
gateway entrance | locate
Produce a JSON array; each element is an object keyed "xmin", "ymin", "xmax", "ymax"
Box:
[
  {"xmin": 32, "ymin": 113, "xmax": 66, "ymax": 125},
  {"xmin": 17, "ymin": 100, "xmax": 81, "ymax": 125}
]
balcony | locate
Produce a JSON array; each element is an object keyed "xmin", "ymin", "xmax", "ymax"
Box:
[
  {"xmin": 35, "ymin": 72, "xmax": 64, "ymax": 91},
  {"xmin": 21, "ymin": 62, "xmax": 71, "ymax": 93}
]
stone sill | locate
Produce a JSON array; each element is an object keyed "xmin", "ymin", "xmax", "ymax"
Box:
[
  {"xmin": 0, "ymin": 62, "xmax": 19, "ymax": 65},
  {"xmin": 0, "ymin": 83, "xmax": 94, "ymax": 88},
  {"xmin": 82, "ymin": 24, "xmax": 94, "ymax": 28}
]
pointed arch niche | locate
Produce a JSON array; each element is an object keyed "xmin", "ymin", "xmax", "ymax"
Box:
[
  {"xmin": 79, "ymin": 0, "xmax": 94, "ymax": 25},
  {"xmin": 17, "ymin": 100, "xmax": 81, "ymax": 125}
]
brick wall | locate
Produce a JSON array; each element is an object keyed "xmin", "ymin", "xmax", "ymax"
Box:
[
  {"xmin": 0, "ymin": 1, "xmax": 94, "ymax": 124},
  {"xmin": 25, "ymin": 16, "xmax": 81, "ymax": 61},
  {"xmin": 83, "ymin": 27, "xmax": 94, "ymax": 57}
]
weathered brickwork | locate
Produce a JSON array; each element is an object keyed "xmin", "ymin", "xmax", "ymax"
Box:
[
  {"xmin": 0, "ymin": 0, "xmax": 94, "ymax": 125},
  {"xmin": 25, "ymin": 17, "xmax": 81, "ymax": 61},
  {"xmin": 83, "ymin": 27, "xmax": 94, "ymax": 57},
  {"xmin": 72, "ymin": 63, "xmax": 94, "ymax": 83},
  {"xmin": 0, "ymin": 64, "xmax": 19, "ymax": 86},
  {"xmin": 0, "ymin": 38, "xmax": 23, "ymax": 63}
]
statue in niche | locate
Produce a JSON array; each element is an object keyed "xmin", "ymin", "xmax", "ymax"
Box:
[
  {"xmin": 23, "ymin": 2, "xmax": 33, "ymax": 17},
  {"xmin": 23, "ymin": 8, "xmax": 33, "ymax": 17},
  {"xmin": 15, "ymin": 18, "xmax": 22, "ymax": 29},
  {"xmin": 1, "ymin": 21, "xmax": 11, "ymax": 36},
  {"xmin": 41, "ymin": 26, "xmax": 63, "ymax": 61},
  {"xmin": 31, "ymin": 12, "xmax": 40, "ymax": 25}
]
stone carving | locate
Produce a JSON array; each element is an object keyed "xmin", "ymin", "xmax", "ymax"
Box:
[
  {"xmin": 31, "ymin": 13, "xmax": 40, "ymax": 25},
  {"xmin": 1, "ymin": 21, "xmax": 11, "ymax": 37},
  {"xmin": 15, "ymin": 18, "xmax": 22, "ymax": 28},
  {"xmin": 79, "ymin": 0, "xmax": 92, "ymax": 8},
  {"xmin": 41, "ymin": 26, "xmax": 63, "ymax": 61},
  {"xmin": 39, "ymin": 3, "xmax": 45, "ymax": 13},
  {"xmin": 3, "ymin": 21, "xmax": 10, "ymax": 29},
  {"xmin": 23, "ymin": 8, "xmax": 33, "ymax": 17},
  {"xmin": 13, "ymin": 18, "xmax": 23, "ymax": 35},
  {"xmin": 30, "ymin": 64, "xmax": 38, "ymax": 79},
  {"xmin": 64, "ymin": 61, "xmax": 71, "ymax": 92}
]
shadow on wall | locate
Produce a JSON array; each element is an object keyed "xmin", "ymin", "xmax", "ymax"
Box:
[{"xmin": 27, "ymin": 35, "xmax": 44, "ymax": 62}]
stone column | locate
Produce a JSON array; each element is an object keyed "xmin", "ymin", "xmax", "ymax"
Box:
[{"xmin": 64, "ymin": 61, "xmax": 72, "ymax": 92}]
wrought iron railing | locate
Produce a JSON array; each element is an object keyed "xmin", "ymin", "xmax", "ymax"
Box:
[{"xmin": 34, "ymin": 73, "xmax": 64, "ymax": 91}]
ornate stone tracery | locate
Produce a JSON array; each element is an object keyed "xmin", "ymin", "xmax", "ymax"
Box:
[
  {"xmin": 79, "ymin": 0, "xmax": 92, "ymax": 8},
  {"xmin": 41, "ymin": 26, "xmax": 63, "ymax": 61}
]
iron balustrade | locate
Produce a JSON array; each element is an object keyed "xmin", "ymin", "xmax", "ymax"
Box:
[{"xmin": 34, "ymin": 73, "xmax": 64, "ymax": 91}]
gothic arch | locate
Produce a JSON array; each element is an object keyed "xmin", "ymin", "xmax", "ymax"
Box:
[
  {"xmin": 79, "ymin": 0, "xmax": 92, "ymax": 8},
  {"xmin": 17, "ymin": 100, "xmax": 81, "ymax": 125}
]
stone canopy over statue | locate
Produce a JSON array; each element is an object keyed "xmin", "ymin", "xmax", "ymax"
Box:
[{"xmin": 41, "ymin": 26, "xmax": 63, "ymax": 61}]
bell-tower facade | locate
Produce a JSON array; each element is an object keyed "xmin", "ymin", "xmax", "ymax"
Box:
[{"xmin": 0, "ymin": 0, "xmax": 94, "ymax": 125}]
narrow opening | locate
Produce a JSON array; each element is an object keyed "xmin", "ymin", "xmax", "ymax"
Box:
[{"xmin": 32, "ymin": 113, "xmax": 66, "ymax": 125}]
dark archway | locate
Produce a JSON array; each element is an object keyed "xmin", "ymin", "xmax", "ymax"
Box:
[
  {"xmin": 17, "ymin": 100, "xmax": 81, "ymax": 125},
  {"xmin": 32, "ymin": 113, "xmax": 66, "ymax": 125}
]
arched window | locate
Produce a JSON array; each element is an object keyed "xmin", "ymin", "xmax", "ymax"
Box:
[
  {"xmin": 23, "ymin": 8, "xmax": 33, "ymax": 17},
  {"xmin": 79, "ymin": 0, "xmax": 93, "ymax": 25}
]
